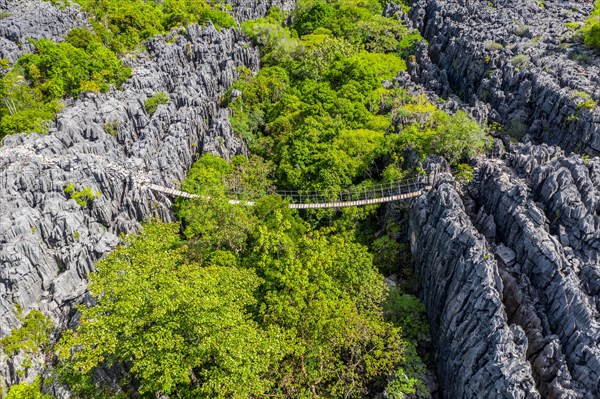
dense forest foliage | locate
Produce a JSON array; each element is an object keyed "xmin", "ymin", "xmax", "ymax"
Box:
[
  {"xmin": 0, "ymin": 34, "xmax": 130, "ymax": 138},
  {"xmin": 1, "ymin": 1, "xmax": 492, "ymax": 398},
  {"xmin": 0, "ymin": 0, "xmax": 233, "ymax": 140},
  {"xmin": 68, "ymin": 0, "xmax": 235, "ymax": 52},
  {"xmin": 52, "ymin": 153, "xmax": 430, "ymax": 398},
  {"xmin": 50, "ymin": 1, "xmax": 460, "ymax": 398},
  {"xmin": 230, "ymin": 4, "xmax": 488, "ymax": 197}
]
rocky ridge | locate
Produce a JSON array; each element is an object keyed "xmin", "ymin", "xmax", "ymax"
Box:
[
  {"xmin": 410, "ymin": 144, "xmax": 600, "ymax": 398},
  {"xmin": 405, "ymin": 1, "xmax": 600, "ymax": 396},
  {"xmin": 410, "ymin": 162, "xmax": 541, "ymax": 399},
  {"xmin": 0, "ymin": 0, "xmax": 295, "ymax": 389},
  {"xmin": 408, "ymin": 0, "xmax": 600, "ymax": 154},
  {"xmin": 0, "ymin": 0, "xmax": 89, "ymax": 62}
]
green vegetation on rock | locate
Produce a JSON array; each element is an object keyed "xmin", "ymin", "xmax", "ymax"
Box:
[
  {"xmin": 1, "ymin": 309, "xmax": 53, "ymax": 358},
  {"xmin": 4, "ymin": 377, "xmax": 55, "ymax": 399},
  {"xmin": 64, "ymin": 184, "xmax": 102, "ymax": 207},
  {"xmin": 0, "ymin": 31, "xmax": 131, "ymax": 139},
  {"xmin": 1, "ymin": 308, "xmax": 54, "ymax": 382},
  {"xmin": 71, "ymin": 0, "xmax": 235, "ymax": 53},
  {"xmin": 510, "ymin": 54, "xmax": 529, "ymax": 69},
  {"xmin": 0, "ymin": 0, "xmax": 234, "ymax": 140},
  {"xmin": 144, "ymin": 91, "xmax": 170, "ymax": 115},
  {"xmin": 18, "ymin": 35, "xmax": 131, "ymax": 98},
  {"xmin": 583, "ymin": 0, "xmax": 600, "ymax": 49},
  {"xmin": 572, "ymin": 90, "xmax": 597, "ymax": 109}
]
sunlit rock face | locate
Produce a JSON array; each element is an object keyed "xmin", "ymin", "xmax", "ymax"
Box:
[
  {"xmin": 411, "ymin": 144, "xmax": 600, "ymax": 398},
  {"xmin": 409, "ymin": 0, "xmax": 600, "ymax": 155}
]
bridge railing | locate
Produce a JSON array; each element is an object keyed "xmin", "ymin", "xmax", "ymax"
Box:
[{"xmin": 223, "ymin": 175, "xmax": 431, "ymax": 205}]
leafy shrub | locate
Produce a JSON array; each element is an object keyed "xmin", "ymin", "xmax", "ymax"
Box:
[
  {"xmin": 64, "ymin": 27, "xmax": 101, "ymax": 49},
  {"xmin": 292, "ymin": 0, "xmax": 420, "ymax": 53},
  {"xmin": 569, "ymin": 52, "xmax": 591, "ymax": 63},
  {"xmin": 510, "ymin": 54, "xmax": 529, "ymax": 69},
  {"xmin": 583, "ymin": 1, "xmax": 600, "ymax": 49},
  {"xmin": 64, "ymin": 184, "xmax": 102, "ymax": 207},
  {"xmin": 242, "ymin": 15, "xmax": 302, "ymax": 66},
  {"xmin": 5, "ymin": 377, "xmax": 55, "ymax": 399},
  {"xmin": 372, "ymin": 234, "xmax": 402, "ymax": 275},
  {"xmin": 1, "ymin": 309, "xmax": 53, "ymax": 357},
  {"xmin": 294, "ymin": 1, "xmax": 336, "ymax": 36},
  {"xmin": 59, "ymin": 215, "xmax": 410, "ymax": 397},
  {"xmin": 513, "ymin": 24, "xmax": 531, "ymax": 37},
  {"xmin": 430, "ymin": 111, "xmax": 491, "ymax": 165},
  {"xmin": 103, "ymin": 119, "xmax": 120, "ymax": 137},
  {"xmin": 384, "ymin": 289, "xmax": 430, "ymax": 397},
  {"xmin": 572, "ymin": 90, "xmax": 597, "ymax": 109},
  {"xmin": 73, "ymin": 0, "xmax": 234, "ymax": 52},
  {"xmin": 17, "ymin": 38, "xmax": 131, "ymax": 99},
  {"xmin": 144, "ymin": 91, "xmax": 170, "ymax": 115},
  {"xmin": 485, "ymin": 41, "xmax": 504, "ymax": 51},
  {"xmin": 0, "ymin": 32, "xmax": 131, "ymax": 137},
  {"xmin": 455, "ymin": 163, "xmax": 475, "ymax": 183}
]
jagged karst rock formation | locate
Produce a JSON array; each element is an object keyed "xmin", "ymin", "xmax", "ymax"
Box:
[
  {"xmin": 2, "ymin": 0, "xmax": 600, "ymax": 398},
  {"xmin": 405, "ymin": 6, "xmax": 600, "ymax": 393},
  {"xmin": 227, "ymin": 0, "xmax": 296, "ymax": 20},
  {"xmin": 410, "ymin": 166, "xmax": 541, "ymax": 399},
  {"xmin": 410, "ymin": 145, "xmax": 600, "ymax": 398},
  {"xmin": 408, "ymin": 0, "xmax": 600, "ymax": 154},
  {"xmin": 0, "ymin": 0, "xmax": 295, "ymax": 389},
  {"xmin": 0, "ymin": 0, "xmax": 89, "ymax": 62},
  {"xmin": 475, "ymin": 144, "xmax": 600, "ymax": 397}
]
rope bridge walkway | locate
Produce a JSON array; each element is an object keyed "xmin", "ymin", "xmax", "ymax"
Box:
[
  {"xmin": 1, "ymin": 143, "xmax": 433, "ymax": 209},
  {"xmin": 146, "ymin": 176, "xmax": 433, "ymax": 209}
]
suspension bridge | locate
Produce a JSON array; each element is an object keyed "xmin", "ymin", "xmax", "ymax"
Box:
[
  {"xmin": 146, "ymin": 175, "xmax": 433, "ymax": 209},
  {"xmin": 3, "ymin": 142, "xmax": 434, "ymax": 209}
]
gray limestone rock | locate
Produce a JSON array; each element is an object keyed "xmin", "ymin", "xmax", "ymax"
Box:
[
  {"xmin": 409, "ymin": 0, "xmax": 600, "ymax": 155},
  {"xmin": 423, "ymin": 143, "xmax": 600, "ymax": 398},
  {"xmin": 411, "ymin": 142, "xmax": 600, "ymax": 398},
  {"xmin": 410, "ymin": 174, "xmax": 540, "ymax": 398}
]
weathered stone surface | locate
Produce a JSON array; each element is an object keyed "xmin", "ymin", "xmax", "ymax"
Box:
[
  {"xmin": 409, "ymin": 0, "xmax": 600, "ymax": 155},
  {"xmin": 474, "ymin": 151, "xmax": 600, "ymax": 397},
  {"xmin": 226, "ymin": 0, "xmax": 295, "ymax": 20},
  {"xmin": 0, "ymin": 0, "xmax": 89, "ymax": 62},
  {"xmin": 411, "ymin": 139, "xmax": 600, "ymax": 398},
  {"xmin": 410, "ymin": 173, "xmax": 540, "ymax": 398}
]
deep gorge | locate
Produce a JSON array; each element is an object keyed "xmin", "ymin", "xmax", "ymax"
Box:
[{"xmin": 0, "ymin": 0, "xmax": 599, "ymax": 398}]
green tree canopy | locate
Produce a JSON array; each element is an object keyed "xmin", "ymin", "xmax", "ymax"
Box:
[
  {"xmin": 583, "ymin": 1, "xmax": 600, "ymax": 49},
  {"xmin": 246, "ymin": 216, "xmax": 406, "ymax": 397},
  {"xmin": 58, "ymin": 222, "xmax": 281, "ymax": 397},
  {"xmin": 430, "ymin": 110, "xmax": 491, "ymax": 165}
]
